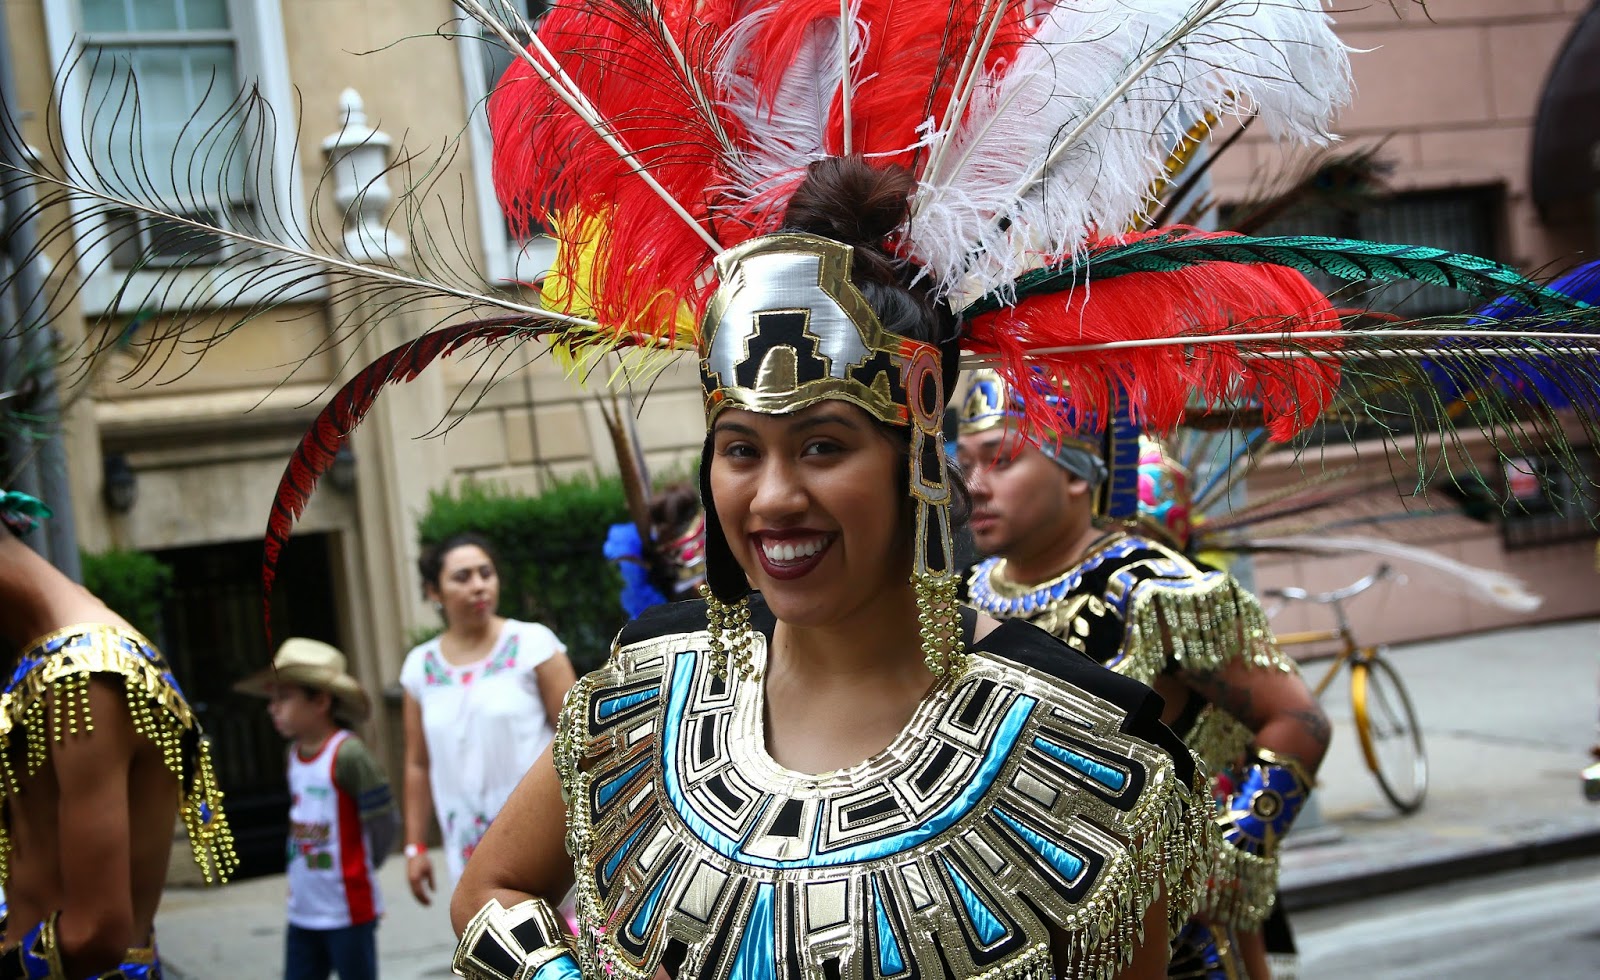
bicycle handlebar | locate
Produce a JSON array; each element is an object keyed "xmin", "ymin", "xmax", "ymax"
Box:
[{"xmin": 1264, "ymin": 563, "xmax": 1396, "ymax": 605}]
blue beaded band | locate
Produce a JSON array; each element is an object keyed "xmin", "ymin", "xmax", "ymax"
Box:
[{"xmin": 1218, "ymin": 749, "xmax": 1314, "ymax": 857}]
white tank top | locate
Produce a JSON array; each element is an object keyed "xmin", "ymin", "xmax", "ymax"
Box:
[{"xmin": 286, "ymin": 730, "xmax": 383, "ymax": 929}]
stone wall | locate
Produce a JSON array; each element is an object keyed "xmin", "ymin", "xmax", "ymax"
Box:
[{"xmin": 438, "ymin": 346, "xmax": 708, "ymax": 493}]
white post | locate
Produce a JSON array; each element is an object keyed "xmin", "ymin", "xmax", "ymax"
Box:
[{"xmin": 321, "ymin": 88, "xmax": 407, "ymax": 264}]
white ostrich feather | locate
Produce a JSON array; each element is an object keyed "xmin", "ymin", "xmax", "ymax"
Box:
[
  {"xmin": 1251, "ymin": 534, "xmax": 1545, "ymax": 613},
  {"xmin": 717, "ymin": 9, "xmax": 860, "ymax": 210},
  {"xmin": 909, "ymin": 0, "xmax": 1353, "ymax": 307}
]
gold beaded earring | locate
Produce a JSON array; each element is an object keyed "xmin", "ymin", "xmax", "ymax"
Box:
[
  {"xmin": 700, "ymin": 585, "xmax": 755, "ymax": 681},
  {"xmin": 914, "ymin": 571, "xmax": 967, "ymax": 678}
]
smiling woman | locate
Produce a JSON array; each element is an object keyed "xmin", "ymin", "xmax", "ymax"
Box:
[
  {"xmin": 708, "ymin": 404, "xmax": 908, "ymax": 629},
  {"xmin": 447, "ymin": 157, "xmax": 1209, "ymax": 980}
]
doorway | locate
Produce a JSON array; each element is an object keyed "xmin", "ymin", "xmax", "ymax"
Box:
[{"xmin": 155, "ymin": 533, "xmax": 343, "ymax": 879}]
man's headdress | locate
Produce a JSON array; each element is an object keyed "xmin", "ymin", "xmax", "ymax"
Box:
[{"xmin": 959, "ymin": 369, "xmax": 1110, "ymax": 487}]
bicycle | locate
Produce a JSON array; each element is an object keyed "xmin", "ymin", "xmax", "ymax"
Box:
[{"xmin": 1263, "ymin": 563, "xmax": 1430, "ymax": 814}]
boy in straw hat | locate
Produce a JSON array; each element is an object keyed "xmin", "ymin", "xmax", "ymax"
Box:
[{"xmin": 236, "ymin": 639, "xmax": 397, "ymax": 980}]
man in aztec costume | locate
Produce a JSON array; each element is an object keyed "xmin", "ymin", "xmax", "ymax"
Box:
[
  {"xmin": 8, "ymin": 0, "xmax": 1600, "ymax": 978},
  {"xmin": 957, "ymin": 373, "xmax": 1325, "ymax": 979},
  {"xmin": 0, "ymin": 493, "xmax": 235, "ymax": 978}
]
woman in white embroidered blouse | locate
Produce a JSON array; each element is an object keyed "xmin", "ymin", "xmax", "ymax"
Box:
[{"xmin": 397, "ymin": 532, "xmax": 576, "ymax": 905}]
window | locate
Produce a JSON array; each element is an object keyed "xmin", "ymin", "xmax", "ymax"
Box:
[
  {"xmin": 1499, "ymin": 452, "xmax": 1600, "ymax": 550},
  {"xmin": 1227, "ymin": 185, "xmax": 1505, "ymax": 318},
  {"xmin": 42, "ymin": 0, "xmax": 316, "ymax": 314},
  {"xmin": 1226, "ymin": 186, "xmax": 1509, "ymax": 445},
  {"xmin": 82, "ymin": 0, "xmax": 248, "ymax": 269},
  {"xmin": 456, "ymin": 0, "xmax": 556, "ymax": 287}
]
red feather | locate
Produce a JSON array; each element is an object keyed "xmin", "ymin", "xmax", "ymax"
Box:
[
  {"xmin": 734, "ymin": 0, "xmax": 1032, "ymax": 174},
  {"xmin": 261, "ymin": 319, "xmax": 541, "ymax": 640},
  {"xmin": 489, "ymin": 1, "xmax": 1037, "ymax": 319},
  {"xmin": 835, "ymin": 0, "xmax": 1031, "ymax": 169},
  {"xmin": 965, "ymin": 230, "xmax": 1343, "ymax": 443},
  {"xmin": 488, "ymin": 0, "xmax": 745, "ymax": 340}
]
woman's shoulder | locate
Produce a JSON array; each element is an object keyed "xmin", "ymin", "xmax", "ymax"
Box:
[
  {"xmin": 503, "ymin": 618, "xmax": 566, "ymax": 654},
  {"xmin": 399, "ymin": 636, "xmax": 439, "ymax": 678},
  {"xmin": 974, "ymin": 617, "xmax": 1197, "ymax": 785},
  {"xmin": 613, "ymin": 598, "xmax": 713, "ymax": 649}
]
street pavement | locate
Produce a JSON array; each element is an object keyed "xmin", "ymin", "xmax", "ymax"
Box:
[
  {"xmin": 1279, "ymin": 618, "xmax": 1600, "ymax": 910},
  {"xmin": 152, "ymin": 619, "xmax": 1600, "ymax": 979},
  {"xmin": 1295, "ymin": 855, "xmax": 1600, "ymax": 978}
]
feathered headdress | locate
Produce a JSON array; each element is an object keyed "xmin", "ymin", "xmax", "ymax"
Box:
[{"xmin": 1, "ymin": 0, "xmax": 1596, "ymax": 641}]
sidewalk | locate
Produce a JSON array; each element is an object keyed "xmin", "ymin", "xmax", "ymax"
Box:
[
  {"xmin": 152, "ymin": 619, "xmax": 1600, "ymax": 978},
  {"xmin": 1280, "ymin": 617, "xmax": 1600, "ymax": 908}
]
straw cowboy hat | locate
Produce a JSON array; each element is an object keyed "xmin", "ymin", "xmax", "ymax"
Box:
[{"xmin": 234, "ymin": 637, "xmax": 371, "ymax": 724}]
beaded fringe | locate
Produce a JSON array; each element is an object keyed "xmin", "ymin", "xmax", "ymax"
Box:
[
  {"xmin": 0, "ymin": 635, "xmax": 239, "ymax": 887},
  {"xmin": 1185, "ymin": 704, "xmax": 1255, "ymax": 776},
  {"xmin": 700, "ymin": 586, "xmax": 756, "ymax": 681},
  {"xmin": 1117, "ymin": 581, "xmax": 1301, "ymax": 936},
  {"xmin": 965, "ymin": 943, "xmax": 1055, "ymax": 980},
  {"xmin": 1196, "ymin": 837, "xmax": 1281, "ymax": 931},
  {"xmin": 1052, "ymin": 761, "xmax": 1211, "ymax": 980},
  {"xmin": 1121, "ymin": 576, "xmax": 1294, "ymax": 685},
  {"xmin": 913, "ymin": 571, "xmax": 968, "ymax": 678}
]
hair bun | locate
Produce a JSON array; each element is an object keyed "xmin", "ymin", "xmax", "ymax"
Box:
[{"xmin": 781, "ymin": 157, "xmax": 915, "ymax": 261}]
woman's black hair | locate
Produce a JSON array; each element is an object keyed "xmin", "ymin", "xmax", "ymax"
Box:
[
  {"xmin": 779, "ymin": 156, "xmax": 972, "ymax": 527},
  {"xmin": 779, "ymin": 157, "xmax": 959, "ymax": 353},
  {"xmin": 417, "ymin": 531, "xmax": 502, "ymax": 592}
]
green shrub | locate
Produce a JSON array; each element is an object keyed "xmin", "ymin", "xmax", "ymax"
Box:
[
  {"xmin": 80, "ymin": 548, "xmax": 174, "ymax": 644},
  {"xmin": 417, "ymin": 476, "xmax": 629, "ymax": 674}
]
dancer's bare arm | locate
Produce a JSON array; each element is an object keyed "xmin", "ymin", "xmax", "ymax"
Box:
[
  {"xmin": 1181, "ymin": 656, "xmax": 1331, "ymax": 769},
  {"xmin": 0, "ymin": 535, "xmax": 130, "ymax": 647},
  {"xmin": 52, "ymin": 679, "xmax": 140, "ymax": 976}
]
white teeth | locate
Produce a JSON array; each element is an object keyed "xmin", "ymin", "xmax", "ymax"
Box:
[{"xmin": 762, "ymin": 537, "xmax": 828, "ymax": 562}]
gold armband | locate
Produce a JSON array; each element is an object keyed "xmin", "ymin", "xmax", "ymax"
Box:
[
  {"xmin": 0, "ymin": 912, "xmax": 66, "ymax": 980},
  {"xmin": 452, "ymin": 898, "xmax": 579, "ymax": 980}
]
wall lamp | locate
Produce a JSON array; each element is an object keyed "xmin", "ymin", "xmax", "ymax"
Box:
[{"xmin": 102, "ymin": 452, "xmax": 138, "ymax": 514}]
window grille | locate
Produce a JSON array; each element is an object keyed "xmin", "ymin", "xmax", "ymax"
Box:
[
  {"xmin": 1499, "ymin": 452, "xmax": 1600, "ymax": 549},
  {"xmin": 1225, "ymin": 186, "xmax": 1509, "ymax": 444},
  {"xmin": 1225, "ymin": 185, "xmax": 1504, "ymax": 317}
]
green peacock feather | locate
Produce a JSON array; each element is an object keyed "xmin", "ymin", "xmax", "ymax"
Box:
[{"xmin": 964, "ymin": 233, "xmax": 1588, "ymax": 318}]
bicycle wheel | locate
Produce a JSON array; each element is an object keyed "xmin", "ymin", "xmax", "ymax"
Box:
[{"xmin": 1351, "ymin": 653, "xmax": 1429, "ymax": 814}]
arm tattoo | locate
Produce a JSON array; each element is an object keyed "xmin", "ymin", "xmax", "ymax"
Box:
[
  {"xmin": 1183, "ymin": 669, "xmax": 1265, "ymax": 730},
  {"xmin": 1287, "ymin": 706, "xmax": 1332, "ymax": 751}
]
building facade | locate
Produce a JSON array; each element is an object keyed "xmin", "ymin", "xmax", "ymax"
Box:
[
  {"xmin": 4, "ymin": 0, "xmax": 1598, "ymax": 869},
  {"xmin": 2, "ymin": 0, "xmax": 707, "ymax": 872},
  {"xmin": 1208, "ymin": 0, "xmax": 1600, "ymax": 648}
]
